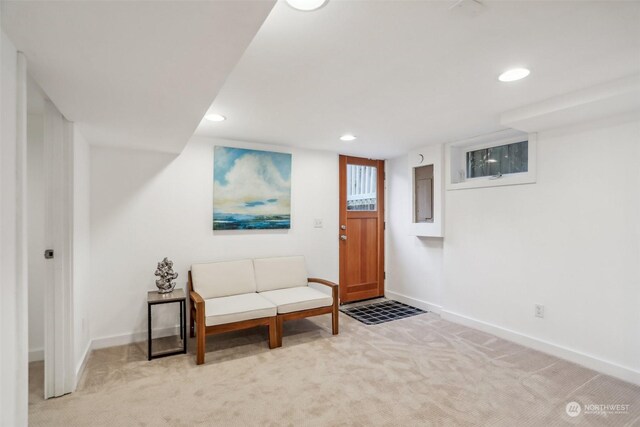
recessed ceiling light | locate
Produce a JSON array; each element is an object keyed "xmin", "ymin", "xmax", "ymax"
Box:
[
  {"xmin": 205, "ymin": 113, "xmax": 226, "ymax": 122},
  {"xmin": 498, "ymin": 68, "xmax": 530, "ymax": 82},
  {"xmin": 286, "ymin": 0, "xmax": 328, "ymax": 12},
  {"xmin": 340, "ymin": 134, "xmax": 357, "ymax": 142}
]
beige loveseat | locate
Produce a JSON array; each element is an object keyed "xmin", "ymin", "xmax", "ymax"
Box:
[{"xmin": 188, "ymin": 256, "xmax": 339, "ymax": 364}]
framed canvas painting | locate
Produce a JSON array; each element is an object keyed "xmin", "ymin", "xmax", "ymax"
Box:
[{"xmin": 213, "ymin": 146, "xmax": 291, "ymax": 230}]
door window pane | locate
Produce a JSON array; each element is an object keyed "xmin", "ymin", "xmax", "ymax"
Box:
[{"xmin": 347, "ymin": 164, "xmax": 377, "ymax": 211}]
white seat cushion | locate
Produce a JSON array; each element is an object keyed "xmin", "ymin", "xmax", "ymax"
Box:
[
  {"xmin": 259, "ymin": 286, "xmax": 333, "ymax": 314},
  {"xmin": 192, "ymin": 259, "xmax": 256, "ymax": 299},
  {"xmin": 204, "ymin": 293, "xmax": 276, "ymax": 326},
  {"xmin": 254, "ymin": 256, "xmax": 308, "ymax": 292}
]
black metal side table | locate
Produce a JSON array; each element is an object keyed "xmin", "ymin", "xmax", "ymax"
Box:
[{"xmin": 147, "ymin": 289, "xmax": 187, "ymax": 360}]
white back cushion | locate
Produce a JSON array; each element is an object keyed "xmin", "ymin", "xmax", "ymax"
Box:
[
  {"xmin": 254, "ymin": 256, "xmax": 308, "ymax": 292},
  {"xmin": 191, "ymin": 259, "xmax": 256, "ymax": 299}
]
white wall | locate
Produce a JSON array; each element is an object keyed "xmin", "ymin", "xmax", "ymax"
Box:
[
  {"xmin": 386, "ymin": 155, "xmax": 443, "ymax": 312},
  {"xmin": 72, "ymin": 126, "xmax": 91, "ymax": 379},
  {"xmin": 27, "ymin": 113, "xmax": 45, "ymax": 361},
  {"xmin": 443, "ymin": 116, "xmax": 640, "ymax": 382},
  {"xmin": 386, "ymin": 114, "xmax": 640, "ymax": 384},
  {"xmin": 89, "ymin": 136, "xmax": 339, "ymax": 344}
]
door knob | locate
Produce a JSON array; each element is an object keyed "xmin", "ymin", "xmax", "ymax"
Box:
[
  {"xmin": 340, "ymin": 235, "xmax": 347, "ymax": 241},
  {"xmin": 340, "ymin": 225, "xmax": 346, "ymax": 230}
]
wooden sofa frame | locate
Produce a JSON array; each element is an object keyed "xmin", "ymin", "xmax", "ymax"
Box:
[
  {"xmin": 188, "ymin": 271, "xmax": 339, "ymax": 364},
  {"xmin": 275, "ymin": 278, "xmax": 339, "ymax": 347},
  {"xmin": 188, "ymin": 271, "xmax": 278, "ymax": 365}
]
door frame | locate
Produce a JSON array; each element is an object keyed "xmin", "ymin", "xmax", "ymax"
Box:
[
  {"xmin": 338, "ymin": 155, "xmax": 385, "ymax": 304},
  {"xmin": 1, "ymin": 48, "xmax": 30, "ymax": 427}
]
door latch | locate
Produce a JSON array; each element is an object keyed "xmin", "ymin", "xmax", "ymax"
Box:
[{"xmin": 44, "ymin": 249, "xmax": 54, "ymax": 259}]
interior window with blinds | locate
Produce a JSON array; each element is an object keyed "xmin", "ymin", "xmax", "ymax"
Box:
[
  {"xmin": 346, "ymin": 164, "xmax": 377, "ymax": 211},
  {"xmin": 467, "ymin": 140, "xmax": 528, "ymax": 179}
]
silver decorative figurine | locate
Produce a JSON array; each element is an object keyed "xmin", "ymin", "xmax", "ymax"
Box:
[{"xmin": 154, "ymin": 257, "xmax": 178, "ymax": 294}]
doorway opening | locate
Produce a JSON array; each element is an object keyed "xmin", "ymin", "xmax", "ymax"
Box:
[
  {"xmin": 338, "ymin": 156, "xmax": 385, "ymax": 304},
  {"xmin": 27, "ymin": 75, "xmax": 76, "ymax": 401},
  {"xmin": 27, "ymin": 75, "xmax": 46, "ymax": 401}
]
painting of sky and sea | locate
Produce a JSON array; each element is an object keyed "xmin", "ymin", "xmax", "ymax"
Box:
[{"xmin": 213, "ymin": 146, "xmax": 291, "ymax": 230}]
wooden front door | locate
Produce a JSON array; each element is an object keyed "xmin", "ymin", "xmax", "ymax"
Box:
[{"xmin": 339, "ymin": 156, "xmax": 385, "ymax": 304}]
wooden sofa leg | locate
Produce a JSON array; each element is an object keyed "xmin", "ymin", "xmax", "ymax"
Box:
[
  {"xmin": 196, "ymin": 307, "xmax": 205, "ymax": 365},
  {"xmin": 276, "ymin": 316, "xmax": 284, "ymax": 347},
  {"xmin": 268, "ymin": 317, "xmax": 279, "ymax": 349}
]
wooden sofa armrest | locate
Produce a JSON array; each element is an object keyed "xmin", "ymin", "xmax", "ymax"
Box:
[
  {"xmin": 308, "ymin": 277, "xmax": 338, "ymax": 288},
  {"xmin": 308, "ymin": 277, "xmax": 339, "ymax": 334},
  {"xmin": 308, "ymin": 277, "xmax": 339, "ymax": 306},
  {"xmin": 190, "ymin": 290, "xmax": 205, "ymax": 307},
  {"xmin": 190, "ymin": 289, "xmax": 207, "ymax": 364}
]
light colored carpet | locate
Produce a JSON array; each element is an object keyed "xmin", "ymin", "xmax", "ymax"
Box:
[{"xmin": 29, "ymin": 312, "xmax": 640, "ymax": 426}]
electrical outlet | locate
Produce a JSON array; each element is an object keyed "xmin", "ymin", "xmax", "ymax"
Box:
[
  {"xmin": 313, "ymin": 218, "xmax": 323, "ymax": 228},
  {"xmin": 535, "ymin": 304, "xmax": 545, "ymax": 318}
]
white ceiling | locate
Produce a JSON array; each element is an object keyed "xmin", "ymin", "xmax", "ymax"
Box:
[
  {"xmin": 2, "ymin": 0, "xmax": 276, "ymax": 153},
  {"xmin": 196, "ymin": 0, "xmax": 640, "ymax": 159}
]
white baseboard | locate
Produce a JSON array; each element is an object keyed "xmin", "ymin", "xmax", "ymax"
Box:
[
  {"xmin": 29, "ymin": 349, "xmax": 44, "ymax": 362},
  {"xmin": 67, "ymin": 326, "xmax": 181, "ymax": 389},
  {"xmin": 92, "ymin": 326, "xmax": 181, "ymax": 350},
  {"xmin": 385, "ymin": 290, "xmax": 442, "ymax": 314},
  {"xmin": 441, "ymin": 309, "xmax": 640, "ymax": 386}
]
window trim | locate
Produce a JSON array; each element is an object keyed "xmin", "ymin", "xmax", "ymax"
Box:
[{"xmin": 445, "ymin": 129, "xmax": 537, "ymax": 190}]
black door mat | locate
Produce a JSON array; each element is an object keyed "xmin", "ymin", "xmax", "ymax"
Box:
[{"xmin": 340, "ymin": 300, "xmax": 426, "ymax": 325}]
